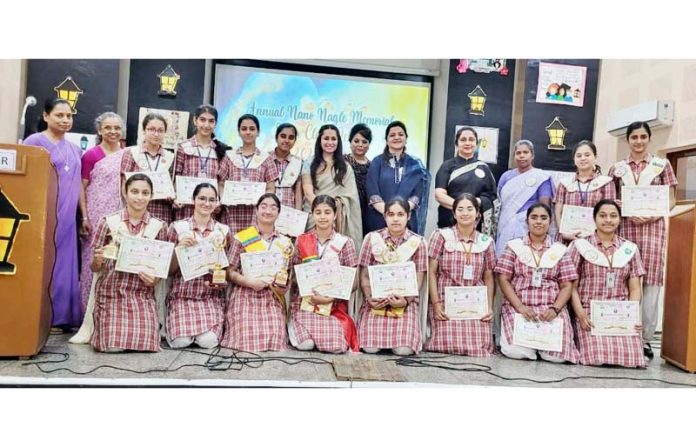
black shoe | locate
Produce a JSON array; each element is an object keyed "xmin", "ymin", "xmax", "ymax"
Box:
[{"xmin": 643, "ymin": 343, "xmax": 654, "ymax": 360}]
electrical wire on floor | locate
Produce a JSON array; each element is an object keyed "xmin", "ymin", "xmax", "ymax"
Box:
[
  {"xmin": 391, "ymin": 356, "xmax": 696, "ymax": 388},
  {"xmin": 19, "ymin": 346, "xmax": 333, "ymax": 376},
  {"xmin": 18, "ymin": 347, "xmax": 696, "ymax": 388}
]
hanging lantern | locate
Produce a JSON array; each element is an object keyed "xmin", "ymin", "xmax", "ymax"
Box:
[
  {"xmin": 545, "ymin": 116, "xmax": 568, "ymax": 150},
  {"xmin": 158, "ymin": 65, "xmax": 181, "ymax": 96},
  {"xmin": 53, "ymin": 76, "xmax": 83, "ymax": 113},
  {"xmin": 468, "ymin": 85, "xmax": 487, "ymax": 116},
  {"xmin": 0, "ymin": 188, "xmax": 30, "ymax": 275}
]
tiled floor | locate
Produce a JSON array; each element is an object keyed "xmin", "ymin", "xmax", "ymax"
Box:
[{"xmin": 1, "ymin": 334, "xmax": 694, "ymax": 387}]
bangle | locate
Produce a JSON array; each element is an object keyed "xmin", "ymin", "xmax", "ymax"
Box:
[
  {"xmin": 550, "ymin": 306, "xmax": 560, "ymax": 315},
  {"xmin": 82, "ymin": 218, "xmax": 88, "ymax": 221}
]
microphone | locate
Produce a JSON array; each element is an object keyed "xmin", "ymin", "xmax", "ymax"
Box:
[{"xmin": 18, "ymin": 95, "xmax": 37, "ymax": 143}]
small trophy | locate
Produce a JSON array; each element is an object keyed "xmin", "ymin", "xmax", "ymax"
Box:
[
  {"xmin": 211, "ymin": 232, "xmax": 227, "ymax": 285},
  {"xmin": 273, "ymin": 244, "xmax": 294, "ymax": 287},
  {"xmin": 102, "ymin": 229, "xmax": 121, "ymax": 260}
]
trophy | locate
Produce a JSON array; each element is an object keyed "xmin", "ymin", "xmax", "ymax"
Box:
[
  {"xmin": 102, "ymin": 228, "xmax": 122, "ymax": 260},
  {"xmin": 210, "ymin": 231, "xmax": 227, "ymax": 285}
]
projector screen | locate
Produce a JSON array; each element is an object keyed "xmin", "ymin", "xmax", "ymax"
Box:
[{"xmin": 213, "ymin": 62, "xmax": 432, "ymax": 162}]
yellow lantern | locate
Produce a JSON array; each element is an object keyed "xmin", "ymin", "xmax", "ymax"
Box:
[
  {"xmin": 0, "ymin": 188, "xmax": 30, "ymax": 275},
  {"xmin": 158, "ymin": 65, "xmax": 181, "ymax": 96},
  {"xmin": 468, "ymin": 85, "xmax": 487, "ymax": 116},
  {"xmin": 53, "ymin": 76, "xmax": 83, "ymax": 113},
  {"xmin": 545, "ymin": 117, "xmax": 568, "ymax": 150}
]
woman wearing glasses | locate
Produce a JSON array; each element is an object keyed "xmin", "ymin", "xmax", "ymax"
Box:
[{"xmin": 121, "ymin": 112, "xmax": 176, "ymax": 224}]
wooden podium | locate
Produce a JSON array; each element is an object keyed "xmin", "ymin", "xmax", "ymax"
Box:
[
  {"xmin": 662, "ymin": 201, "xmax": 696, "ymax": 372},
  {"xmin": 0, "ymin": 143, "xmax": 57, "ymax": 357}
]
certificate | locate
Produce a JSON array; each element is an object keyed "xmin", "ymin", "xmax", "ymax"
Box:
[
  {"xmin": 275, "ymin": 206, "xmax": 309, "ymax": 237},
  {"xmin": 368, "ymin": 261, "xmax": 419, "ymax": 299},
  {"xmin": 512, "ymin": 313, "xmax": 564, "ymax": 352},
  {"xmin": 125, "ymin": 171, "xmax": 175, "ymax": 201},
  {"xmin": 591, "ymin": 300, "xmax": 640, "ymax": 336},
  {"xmin": 221, "ymin": 181, "xmax": 266, "ymax": 206},
  {"xmin": 444, "ymin": 286, "xmax": 488, "ymax": 320},
  {"xmin": 115, "ymin": 235, "xmax": 175, "ymax": 279},
  {"xmin": 176, "ymin": 176, "xmax": 216, "ymax": 205},
  {"xmin": 294, "ymin": 259, "xmax": 340, "ymax": 297},
  {"xmin": 621, "ymin": 185, "xmax": 670, "ymax": 217},
  {"xmin": 330, "ymin": 266, "xmax": 357, "ymax": 301},
  {"xmin": 240, "ymin": 251, "xmax": 285, "ymax": 282},
  {"xmin": 559, "ymin": 205, "xmax": 596, "ymax": 237},
  {"xmin": 175, "ymin": 240, "xmax": 229, "ymax": 282}
]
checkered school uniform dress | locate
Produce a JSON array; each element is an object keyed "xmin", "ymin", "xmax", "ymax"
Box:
[
  {"xmin": 220, "ymin": 230, "xmax": 289, "ymax": 351},
  {"xmin": 568, "ymin": 233, "xmax": 647, "ymax": 368},
  {"xmin": 424, "ymin": 227, "xmax": 496, "ymax": 357},
  {"xmin": 90, "ymin": 210, "xmax": 167, "ymax": 352},
  {"xmin": 357, "ymin": 228, "xmax": 427, "ymax": 353},
  {"xmin": 121, "ymin": 147, "xmax": 174, "ymax": 224},
  {"xmin": 289, "ymin": 231, "xmax": 358, "ymax": 353},
  {"xmin": 270, "ymin": 152, "xmax": 301, "ymax": 209},
  {"xmin": 554, "ymin": 172, "xmax": 617, "ymax": 211},
  {"xmin": 165, "ymin": 218, "xmax": 232, "ymax": 341},
  {"xmin": 218, "ymin": 149, "xmax": 279, "ymax": 234},
  {"xmin": 173, "ymin": 137, "xmax": 224, "ymax": 221},
  {"xmin": 494, "ymin": 235, "xmax": 580, "ymax": 363},
  {"xmin": 609, "ymin": 154, "xmax": 678, "ymax": 285}
]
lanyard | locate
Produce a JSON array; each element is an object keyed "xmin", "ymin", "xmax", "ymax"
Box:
[
  {"xmin": 241, "ymin": 152, "xmax": 254, "ymax": 179},
  {"xmin": 275, "ymin": 158, "xmax": 287, "ymax": 185},
  {"xmin": 317, "ymin": 239, "xmax": 331, "ymax": 259},
  {"xmin": 530, "ymin": 245, "xmax": 544, "ymax": 269},
  {"xmin": 144, "ymin": 149, "xmax": 161, "ymax": 171},
  {"xmin": 599, "ymin": 244, "xmax": 615, "ymax": 270},
  {"xmin": 197, "ymin": 145, "xmax": 214, "ymax": 174},
  {"xmin": 630, "ymin": 160, "xmax": 647, "ymax": 185},
  {"xmin": 576, "ymin": 179, "xmax": 590, "ymax": 205}
]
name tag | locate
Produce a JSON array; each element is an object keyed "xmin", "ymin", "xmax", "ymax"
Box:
[
  {"xmin": 463, "ymin": 264, "xmax": 474, "ymax": 280},
  {"xmin": 606, "ymin": 271, "xmax": 617, "ymax": 288},
  {"xmin": 532, "ymin": 269, "xmax": 543, "ymax": 288}
]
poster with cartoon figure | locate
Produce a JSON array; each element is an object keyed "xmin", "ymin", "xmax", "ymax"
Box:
[
  {"xmin": 454, "ymin": 125, "xmax": 498, "ymax": 164},
  {"xmin": 535, "ymin": 62, "xmax": 587, "ymax": 108}
]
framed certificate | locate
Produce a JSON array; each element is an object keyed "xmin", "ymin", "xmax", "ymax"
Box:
[
  {"xmin": 125, "ymin": 171, "xmax": 175, "ymax": 201},
  {"xmin": 275, "ymin": 206, "xmax": 309, "ymax": 237},
  {"xmin": 590, "ymin": 300, "xmax": 640, "ymax": 336},
  {"xmin": 294, "ymin": 259, "xmax": 340, "ymax": 297},
  {"xmin": 115, "ymin": 235, "xmax": 175, "ymax": 279},
  {"xmin": 621, "ymin": 185, "xmax": 670, "ymax": 217},
  {"xmin": 175, "ymin": 240, "xmax": 229, "ymax": 282},
  {"xmin": 176, "ymin": 176, "xmax": 216, "ymax": 205},
  {"xmin": 512, "ymin": 313, "xmax": 564, "ymax": 352},
  {"xmin": 240, "ymin": 251, "xmax": 285, "ymax": 282},
  {"xmin": 368, "ymin": 261, "xmax": 419, "ymax": 299},
  {"xmin": 221, "ymin": 181, "xmax": 266, "ymax": 206},
  {"xmin": 559, "ymin": 205, "xmax": 596, "ymax": 237},
  {"xmin": 444, "ymin": 286, "xmax": 488, "ymax": 320}
]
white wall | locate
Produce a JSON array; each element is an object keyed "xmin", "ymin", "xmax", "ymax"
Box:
[{"xmin": 0, "ymin": 59, "xmax": 24, "ymax": 143}]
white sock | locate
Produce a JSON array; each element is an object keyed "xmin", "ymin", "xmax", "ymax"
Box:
[
  {"xmin": 296, "ymin": 339, "xmax": 315, "ymax": 351},
  {"xmin": 195, "ymin": 331, "xmax": 219, "ymax": 349},
  {"xmin": 169, "ymin": 336, "xmax": 194, "ymax": 349},
  {"xmin": 392, "ymin": 346, "xmax": 413, "ymax": 356}
]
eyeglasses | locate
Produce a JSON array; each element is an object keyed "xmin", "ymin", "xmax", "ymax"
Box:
[
  {"xmin": 103, "ymin": 126, "xmax": 122, "ymax": 132},
  {"xmin": 258, "ymin": 204, "xmax": 279, "ymax": 212},
  {"xmin": 145, "ymin": 128, "xmax": 165, "ymax": 134}
]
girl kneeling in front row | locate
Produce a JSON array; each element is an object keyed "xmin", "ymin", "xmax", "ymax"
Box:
[{"xmin": 357, "ymin": 197, "xmax": 427, "ymax": 356}]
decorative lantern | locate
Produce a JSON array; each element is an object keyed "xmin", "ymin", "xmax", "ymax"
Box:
[
  {"xmin": 0, "ymin": 188, "xmax": 30, "ymax": 275},
  {"xmin": 545, "ymin": 117, "xmax": 568, "ymax": 150},
  {"xmin": 468, "ymin": 85, "xmax": 487, "ymax": 116},
  {"xmin": 53, "ymin": 76, "xmax": 83, "ymax": 113},
  {"xmin": 158, "ymin": 65, "xmax": 181, "ymax": 96}
]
